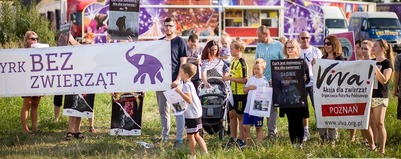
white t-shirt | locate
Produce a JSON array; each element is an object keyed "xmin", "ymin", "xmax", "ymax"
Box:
[
  {"xmin": 244, "ymin": 76, "xmax": 269, "ymax": 114},
  {"xmin": 182, "ymin": 81, "xmax": 202, "ymax": 118},
  {"xmin": 300, "ymin": 46, "xmax": 322, "ymax": 87}
]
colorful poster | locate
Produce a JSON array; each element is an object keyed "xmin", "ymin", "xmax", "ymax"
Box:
[
  {"xmin": 83, "ymin": 2, "xmax": 109, "ymax": 43},
  {"xmin": 313, "ymin": 59, "xmax": 375, "ymax": 129},
  {"xmin": 139, "ymin": 6, "xmax": 220, "ymax": 41},
  {"xmin": 56, "ymin": 22, "xmax": 71, "ymax": 46},
  {"xmin": 0, "ymin": 41, "xmax": 171, "ymax": 97},
  {"xmin": 110, "ymin": 92, "xmax": 144, "ymax": 136},
  {"xmin": 284, "ymin": 0, "xmax": 325, "ymax": 46},
  {"xmin": 63, "ymin": 94, "xmax": 93, "ymax": 118},
  {"xmin": 248, "ymin": 87, "xmax": 272, "ymax": 118},
  {"xmin": 271, "ymin": 59, "xmax": 307, "ymax": 108},
  {"xmin": 329, "ymin": 31, "xmax": 356, "ymax": 61},
  {"xmin": 108, "ymin": 0, "xmax": 140, "ymax": 40}
]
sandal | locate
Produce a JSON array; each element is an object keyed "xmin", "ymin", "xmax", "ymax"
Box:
[
  {"xmin": 66, "ymin": 132, "xmax": 73, "ymax": 141},
  {"xmin": 89, "ymin": 126, "xmax": 96, "ymax": 133},
  {"xmin": 74, "ymin": 132, "xmax": 85, "ymax": 139}
]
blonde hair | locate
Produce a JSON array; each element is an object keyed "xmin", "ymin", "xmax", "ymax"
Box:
[
  {"xmin": 254, "ymin": 58, "xmax": 266, "ymax": 69},
  {"xmin": 283, "ymin": 39, "xmax": 301, "ymax": 58},
  {"xmin": 361, "ymin": 40, "xmax": 373, "ymax": 48},
  {"xmin": 376, "ymin": 39, "xmax": 394, "ymax": 63},
  {"xmin": 230, "ymin": 38, "xmax": 246, "ymax": 51},
  {"xmin": 220, "ymin": 33, "xmax": 232, "ymax": 44},
  {"xmin": 181, "ymin": 63, "xmax": 197, "ymax": 78},
  {"xmin": 23, "ymin": 31, "xmax": 38, "ymax": 48},
  {"xmin": 279, "ymin": 36, "xmax": 287, "ymax": 44}
]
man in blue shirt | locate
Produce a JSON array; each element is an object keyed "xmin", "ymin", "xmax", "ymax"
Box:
[{"xmin": 255, "ymin": 25, "xmax": 284, "ymax": 139}]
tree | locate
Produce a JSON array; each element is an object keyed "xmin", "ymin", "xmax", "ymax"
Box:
[{"xmin": 0, "ymin": 0, "xmax": 55, "ymax": 48}]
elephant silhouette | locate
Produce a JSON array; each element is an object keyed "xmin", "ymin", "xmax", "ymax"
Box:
[{"xmin": 126, "ymin": 46, "xmax": 164, "ymax": 84}]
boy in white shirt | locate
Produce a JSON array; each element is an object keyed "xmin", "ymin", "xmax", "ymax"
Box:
[{"xmin": 175, "ymin": 63, "xmax": 208, "ymax": 159}]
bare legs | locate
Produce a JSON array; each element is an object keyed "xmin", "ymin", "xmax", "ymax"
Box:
[
  {"xmin": 188, "ymin": 132, "xmax": 208, "ymax": 158},
  {"xmin": 20, "ymin": 97, "xmax": 41, "ymax": 133},
  {"xmin": 371, "ymin": 105, "xmax": 387, "ymax": 154}
]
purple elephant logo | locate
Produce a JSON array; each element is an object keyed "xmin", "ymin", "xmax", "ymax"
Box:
[{"xmin": 126, "ymin": 46, "xmax": 164, "ymax": 84}]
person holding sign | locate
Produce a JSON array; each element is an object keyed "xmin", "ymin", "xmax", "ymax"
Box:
[
  {"xmin": 242, "ymin": 58, "xmax": 269, "ymax": 146},
  {"xmin": 320, "ymin": 35, "xmax": 345, "ymax": 146},
  {"xmin": 222, "ymin": 39, "xmax": 248, "ymax": 148},
  {"xmin": 20, "ymin": 31, "xmax": 42, "ymax": 134},
  {"xmin": 278, "ymin": 39, "xmax": 310, "ymax": 148},
  {"xmin": 175, "ymin": 63, "xmax": 208, "ymax": 159},
  {"xmin": 370, "ymin": 39, "xmax": 394, "ymax": 155},
  {"xmin": 156, "ymin": 17, "xmax": 188, "ymax": 145}
]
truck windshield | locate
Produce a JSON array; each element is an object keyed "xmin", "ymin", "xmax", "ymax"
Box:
[
  {"xmin": 325, "ymin": 19, "xmax": 347, "ymax": 28},
  {"xmin": 369, "ymin": 18, "xmax": 401, "ymax": 29}
]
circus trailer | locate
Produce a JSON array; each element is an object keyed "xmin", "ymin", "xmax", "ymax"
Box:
[
  {"xmin": 138, "ymin": 0, "xmax": 222, "ymax": 43},
  {"xmin": 221, "ymin": 0, "xmax": 284, "ymax": 48}
]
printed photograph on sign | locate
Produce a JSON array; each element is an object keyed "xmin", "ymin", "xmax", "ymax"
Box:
[
  {"xmin": 110, "ymin": 92, "xmax": 143, "ymax": 136},
  {"xmin": 108, "ymin": 0, "xmax": 140, "ymax": 40},
  {"xmin": 63, "ymin": 94, "xmax": 93, "ymax": 118},
  {"xmin": 253, "ymin": 100, "xmax": 269, "ymax": 111}
]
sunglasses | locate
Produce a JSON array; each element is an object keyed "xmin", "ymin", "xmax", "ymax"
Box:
[
  {"xmin": 324, "ymin": 42, "xmax": 332, "ymax": 46},
  {"xmin": 29, "ymin": 37, "xmax": 38, "ymax": 41},
  {"xmin": 300, "ymin": 37, "xmax": 310, "ymax": 40},
  {"xmin": 286, "ymin": 46, "xmax": 295, "ymax": 49},
  {"xmin": 164, "ymin": 24, "xmax": 175, "ymax": 28}
]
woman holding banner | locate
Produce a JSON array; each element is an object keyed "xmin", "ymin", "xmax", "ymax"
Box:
[
  {"xmin": 20, "ymin": 31, "xmax": 42, "ymax": 134},
  {"xmin": 278, "ymin": 39, "xmax": 310, "ymax": 148},
  {"xmin": 320, "ymin": 35, "xmax": 345, "ymax": 146},
  {"xmin": 370, "ymin": 39, "xmax": 394, "ymax": 155}
]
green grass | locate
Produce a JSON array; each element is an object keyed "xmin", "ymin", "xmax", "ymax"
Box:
[{"xmin": 1, "ymin": 52, "xmax": 401, "ymax": 158}]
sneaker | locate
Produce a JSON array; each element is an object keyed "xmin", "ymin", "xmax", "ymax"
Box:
[
  {"xmin": 223, "ymin": 138, "xmax": 236, "ymax": 148},
  {"xmin": 173, "ymin": 140, "xmax": 183, "ymax": 148},
  {"xmin": 303, "ymin": 130, "xmax": 310, "ymax": 142},
  {"xmin": 236, "ymin": 139, "xmax": 246, "ymax": 148}
]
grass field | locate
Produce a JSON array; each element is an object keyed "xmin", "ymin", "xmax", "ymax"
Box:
[{"xmin": 1, "ymin": 52, "xmax": 400, "ymax": 158}]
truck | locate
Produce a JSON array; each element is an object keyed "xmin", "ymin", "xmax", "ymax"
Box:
[{"xmin": 348, "ymin": 12, "xmax": 401, "ymax": 53}]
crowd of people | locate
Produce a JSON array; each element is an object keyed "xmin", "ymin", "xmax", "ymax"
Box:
[{"xmin": 18, "ymin": 16, "xmax": 401, "ymax": 158}]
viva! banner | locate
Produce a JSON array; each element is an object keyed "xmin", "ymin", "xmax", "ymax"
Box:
[
  {"xmin": 313, "ymin": 59, "xmax": 376, "ymax": 129},
  {"xmin": 0, "ymin": 40, "xmax": 171, "ymax": 97}
]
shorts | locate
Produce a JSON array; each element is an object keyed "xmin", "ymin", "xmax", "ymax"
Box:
[
  {"xmin": 185, "ymin": 118, "xmax": 203, "ymax": 134},
  {"xmin": 229, "ymin": 94, "xmax": 247, "ymax": 114},
  {"xmin": 243, "ymin": 113, "xmax": 263, "ymax": 127},
  {"xmin": 371, "ymin": 98, "xmax": 388, "ymax": 108}
]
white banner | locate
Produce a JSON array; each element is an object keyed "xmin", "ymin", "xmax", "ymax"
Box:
[
  {"xmin": 313, "ymin": 59, "xmax": 376, "ymax": 129},
  {"xmin": 0, "ymin": 40, "xmax": 172, "ymax": 97}
]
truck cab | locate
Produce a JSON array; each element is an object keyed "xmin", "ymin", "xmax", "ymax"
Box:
[
  {"xmin": 321, "ymin": 6, "xmax": 348, "ymax": 35},
  {"xmin": 349, "ymin": 12, "xmax": 401, "ymax": 53}
]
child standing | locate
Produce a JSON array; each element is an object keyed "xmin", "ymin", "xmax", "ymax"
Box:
[
  {"xmin": 175, "ymin": 63, "xmax": 208, "ymax": 159},
  {"xmin": 223, "ymin": 39, "xmax": 248, "ymax": 148},
  {"xmin": 243, "ymin": 58, "xmax": 269, "ymax": 146}
]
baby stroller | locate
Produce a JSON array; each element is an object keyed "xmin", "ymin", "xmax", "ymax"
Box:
[{"xmin": 198, "ymin": 77, "xmax": 229, "ymax": 139}]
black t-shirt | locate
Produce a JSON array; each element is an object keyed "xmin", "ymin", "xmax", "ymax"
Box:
[
  {"xmin": 372, "ymin": 59, "xmax": 393, "ymax": 98},
  {"xmin": 160, "ymin": 36, "xmax": 188, "ymax": 80}
]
